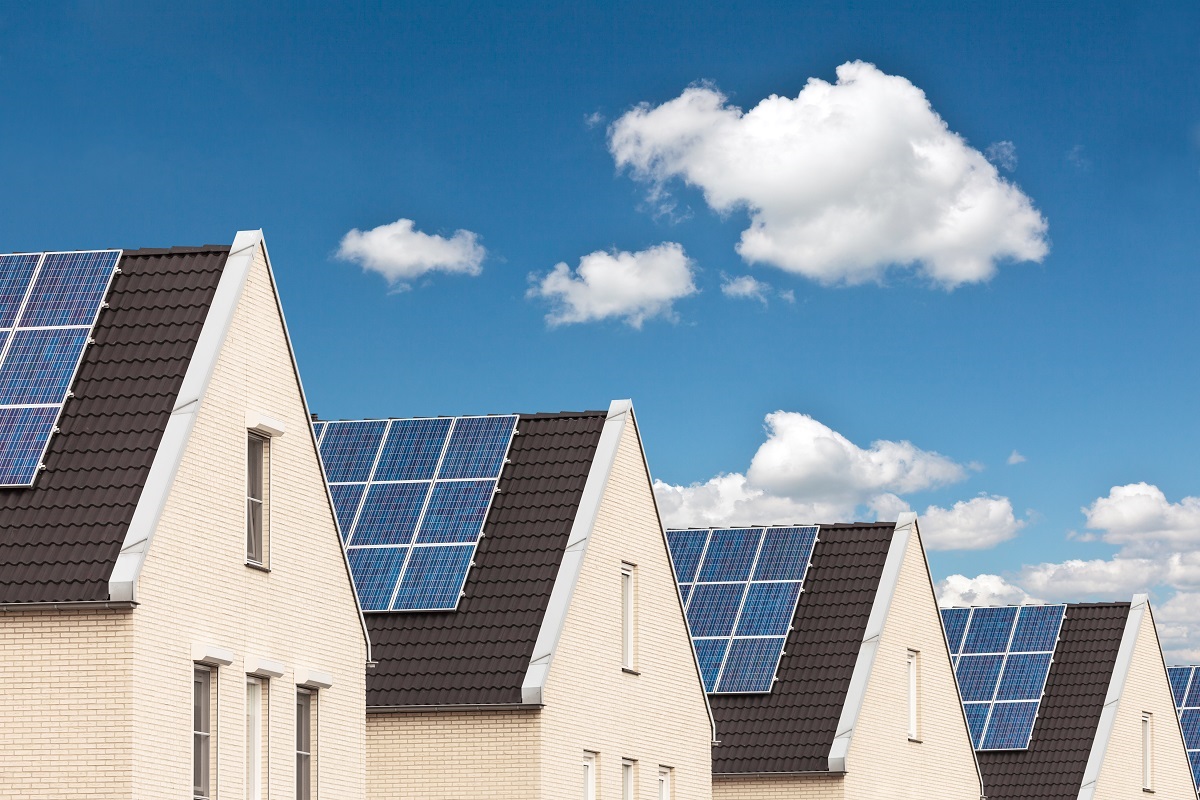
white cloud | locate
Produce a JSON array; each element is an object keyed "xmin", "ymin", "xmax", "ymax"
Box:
[
  {"xmin": 985, "ymin": 141, "xmax": 1018, "ymax": 172},
  {"xmin": 1016, "ymin": 557, "xmax": 1162, "ymax": 602},
  {"xmin": 1067, "ymin": 144, "xmax": 1092, "ymax": 171},
  {"xmin": 721, "ymin": 274, "xmax": 771, "ymax": 304},
  {"xmin": 609, "ymin": 61, "xmax": 1048, "ymax": 289},
  {"xmin": 937, "ymin": 574, "xmax": 1039, "ymax": 607},
  {"xmin": 337, "ymin": 218, "xmax": 485, "ymax": 291},
  {"xmin": 1082, "ymin": 483, "xmax": 1200, "ymax": 558},
  {"xmin": 921, "ymin": 494, "xmax": 1027, "ymax": 551},
  {"xmin": 527, "ymin": 242, "xmax": 697, "ymax": 328},
  {"xmin": 1154, "ymin": 592, "xmax": 1200, "ymax": 664},
  {"xmin": 654, "ymin": 411, "xmax": 969, "ymax": 529},
  {"xmin": 1007, "ymin": 450, "xmax": 1026, "ymax": 465}
]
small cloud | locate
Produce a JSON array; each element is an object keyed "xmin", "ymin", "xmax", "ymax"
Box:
[
  {"xmin": 985, "ymin": 141, "xmax": 1018, "ymax": 172},
  {"xmin": 779, "ymin": 289, "xmax": 795, "ymax": 303},
  {"xmin": 527, "ymin": 242, "xmax": 698, "ymax": 328},
  {"xmin": 937, "ymin": 574, "xmax": 1040, "ymax": 607},
  {"xmin": 721, "ymin": 274, "xmax": 771, "ymax": 304},
  {"xmin": 585, "ymin": 111, "xmax": 606, "ymax": 129},
  {"xmin": 337, "ymin": 218, "xmax": 485, "ymax": 291},
  {"xmin": 1067, "ymin": 145, "xmax": 1092, "ymax": 171},
  {"xmin": 921, "ymin": 494, "xmax": 1028, "ymax": 551},
  {"xmin": 1007, "ymin": 450, "xmax": 1026, "ymax": 465}
]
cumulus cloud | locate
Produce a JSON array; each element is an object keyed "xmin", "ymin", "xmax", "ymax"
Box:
[
  {"xmin": 337, "ymin": 218, "xmax": 485, "ymax": 291},
  {"xmin": 985, "ymin": 141, "xmax": 1018, "ymax": 172},
  {"xmin": 1007, "ymin": 450, "xmax": 1026, "ymax": 465},
  {"xmin": 1082, "ymin": 483, "xmax": 1200, "ymax": 558},
  {"xmin": 1153, "ymin": 592, "xmax": 1200, "ymax": 663},
  {"xmin": 921, "ymin": 494, "xmax": 1027, "ymax": 551},
  {"xmin": 527, "ymin": 242, "xmax": 697, "ymax": 328},
  {"xmin": 937, "ymin": 574, "xmax": 1039, "ymax": 607},
  {"xmin": 1016, "ymin": 558, "xmax": 1162, "ymax": 602},
  {"xmin": 721, "ymin": 274, "xmax": 771, "ymax": 303},
  {"xmin": 654, "ymin": 412, "xmax": 969, "ymax": 528},
  {"xmin": 609, "ymin": 61, "xmax": 1048, "ymax": 289}
]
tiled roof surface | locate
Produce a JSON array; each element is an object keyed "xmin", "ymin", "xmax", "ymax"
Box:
[
  {"xmin": 0, "ymin": 246, "xmax": 228, "ymax": 603},
  {"xmin": 366, "ymin": 411, "xmax": 607, "ymax": 708},
  {"xmin": 978, "ymin": 602, "xmax": 1129, "ymax": 800},
  {"xmin": 711, "ymin": 522, "xmax": 895, "ymax": 774}
]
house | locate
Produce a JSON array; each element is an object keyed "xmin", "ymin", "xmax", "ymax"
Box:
[
  {"xmin": 941, "ymin": 597, "xmax": 1192, "ymax": 799},
  {"xmin": 0, "ymin": 232, "xmax": 370, "ymax": 799},
  {"xmin": 665, "ymin": 513, "xmax": 984, "ymax": 800},
  {"xmin": 1166, "ymin": 663, "xmax": 1200, "ymax": 794},
  {"xmin": 315, "ymin": 400, "xmax": 714, "ymax": 800}
]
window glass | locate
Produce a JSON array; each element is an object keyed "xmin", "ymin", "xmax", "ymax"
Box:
[
  {"xmin": 657, "ymin": 767, "xmax": 671, "ymax": 800},
  {"xmin": 247, "ymin": 435, "xmax": 267, "ymax": 564},
  {"xmin": 194, "ymin": 668, "xmax": 211, "ymax": 799},
  {"xmin": 582, "ymin": 752, "xmax": 596, "ymax": 800},
  {"xmin": 622, "ymin": 565, "xmax": 635, "ymax": 669},
  {"xmin": 247, "ymin": 679, "xmax": 263, "ymax": 800},
  {"xmin": 296, "ymin": 690, "xmax": 313, "ymax": 800}
]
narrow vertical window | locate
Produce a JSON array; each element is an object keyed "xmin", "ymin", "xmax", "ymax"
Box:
[
  {"xmin": 907, "ymin": 649, "xmax": 920, "ymax": 740},
  {"xmin": 622, "ymin": 759, "xmax": 635, "ymax": 800},
  {"xmin": 1142, "ymin": 711, "xmax": 1153, "ymax": 791},
  {"xmin": 247, "ymin": 434, "xmax": 267, "ymax": 564},
  {"xmin": 582, "ymin": 752, "xmax": 597, "ymax": 800},
  {"xmin": 246, "ymin": 678, "xmax": 263, "ymax": 800},
  {"xmin": 296, "ymin": 690, "xmax": 315, "ymax": 800},
  {"xmin": 621, "ymin": 564, "xmax": 636, "ymax": 670},
  {"xmin": 194, "ymin": 667, "xmax": 212, "ymax": 799},
  {"xmin": 657, "ymin": 767, "xmax": 671, "ymax": 800}
]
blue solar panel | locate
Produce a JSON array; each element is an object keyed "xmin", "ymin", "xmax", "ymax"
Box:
[
  {"xmin": 349, "ymin": 482, "xmax": 428, "ymax": 546},
  {"xmin": 941, "ymin": 607, "xmax": 970, "ymax": 654},
  {"xmin": 982, "ymin": 702, "xmax": 1039, "ymax": 749},
  {"xmin": 961, "ymin": 606, "xmax": 1018, "ymax": 654},
  {"xmin": 320, "ymin": 414, "xmax": 517, "ymax": 612},
  {"xmin": 665, "ymin": 529, "xmax": 707, "ymax": 584},
  {"xmin": 667, "ymin": 525, "xmax": 817, "ymax": 695},
  {"xmin": 347, "ymin": 547, "xmax": 408, "ymax": 611},
  {"xmin": 996, "ymin": 653, "xmax": 1053, "ymax": 702},
  {"xmin": 956, "ymin": 654, "xmax": 1004, "ymax": 702},
  {"xmin": 392, "ymin": 544, "xmax": 474, "ymax": 610},
  {"xmin": 1185, "ymin": 669, "xmax": 1200, "ymax": 711},
  {"xmin": 1170, "ymin": 666, "xmax": 1192, "ymax": 707},
  {"xmin": 717, "ymin": 637, "xmax": 785, "ymax": 693},
  {"xmin": 372, "ymin": 417, "xmax": 453, "ymax": 481},
  {"xmin": 963, "ymin": 703, "xmax": 989, "ymax": 748},
  {"xmin": 1010, "ymin": 605, "xmax": 1065, "ymax": 652},
  {"xmin": 1170, "ymin": 665, "xmax": 1200, "ymax": 793},
  {"xmin": 1184, "ymin": 709, "xmax": 1200, "ymax": 750},
  {"xmin": 311, "ymin": 420, "xmax": 326, "ymax": 444},
  {"xmin": 0, "ymin": 250, "xmax": 119, "ymax": 487},
  {"xmin": 1189, "ymin": 750, "xmax": 1200, "ymax": 790}
]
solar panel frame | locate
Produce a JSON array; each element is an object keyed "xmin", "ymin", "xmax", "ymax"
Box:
[
  {"xmin": 1168, "ymin": 664, "xmax": 1200, "ymax": 793},
  {"xmin": 0, "ymin": 250, "xmax": 120, "ymax": 487}
]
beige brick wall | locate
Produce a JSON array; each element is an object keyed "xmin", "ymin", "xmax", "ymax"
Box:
[
  {"xmin": 539, "ymin": 414, "xmax": 713, "ymax": 800},
  {"xmin": 1094, "ymin": 605, "xmax": 1193, "ymax": 800},
  {"xmin": 713, "ymin": 773, "xmax": 843, "ymax": 800},
  {"xmin": 130, "ymin": 243, "xmax": 367, "ymax": 798},
  {"xmin": 840, "ymin": 525, "xmax": 981, "ymax": 800},
  {"xmin": 0, "ymin": 611, "xmax": 135, "ymax": 798},
  {"xmin": 366, "ymin": 710, "xmax": 541, "ymax": 799}
]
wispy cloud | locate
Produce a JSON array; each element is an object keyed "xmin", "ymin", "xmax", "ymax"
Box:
[
  {"xmin": 985, "ymin": 141, "xmax": 1018, "ymax": 172},
  {"xmin": 337, "ymin": 218, "xmax": 485, "ymax": 291},
  {"xmin": 1007, "ymin": 450, "xmax": 1026, "ymax": 465},
  {"xmin": 1067, "ymin": 144, "xmax": 1092, "ymax": 171}
]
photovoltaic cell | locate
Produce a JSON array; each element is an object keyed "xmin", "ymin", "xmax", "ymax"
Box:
[
  {"xmin": 1170, "ymin": 666, "xmax": 1191, "ymax": 707},
  {"xmin": 1190, "ymin": 751, "xmax": 1200, "ymax": 793},
  {"xmin": 667, "ymin": 525, "xmax": 818, "ymax": 695},
  {"xmin": 321, "ymin": 414, "xmax": 518, "ymax": 612},
  {"xmin": 1186, "ymin": 670, "xmax": 1200, "ymax": 711},
  {"xmin": 941, "ymin": 604, "xmax": 1066, "ymax": 751},
  {"xmin": 1167, "ymin": 665, "xmax": 1200, "ymax": 793},
  {"xmin": 0, "ymin": 249, "xmax": 119, "ymax": 486}
]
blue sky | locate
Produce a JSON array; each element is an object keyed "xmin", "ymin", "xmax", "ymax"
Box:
[{"xmin": 2, "ymin": 3, "xmax": 1199, "ymax": 653}]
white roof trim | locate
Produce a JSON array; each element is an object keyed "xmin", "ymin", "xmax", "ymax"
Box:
[
  {"xmin": 520, "ymin": 399, "xmax": 630, "ymax": 705},
  {"xmin": 827, "ymin": 512, "xmax": 914, "ymax": 773},
  {"xmin": 1077, "ymin": 593, "xmax": 1147, "ymax": 800},
  {"xmin": 109, "ymin": 231, "xmax": 259, "ymax": 603}
]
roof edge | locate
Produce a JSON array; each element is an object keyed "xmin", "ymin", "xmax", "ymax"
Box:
[
  {"xmin": 519, "ymin": 398, "xmax": 631, "ymax": 705},
  {"xmin": 827, "ymin": 513, "xmax": 910, "ymax": 773},
  {"xmin": 1077, "ymin": 592, "xmax": 1146, "ymax": 800},
  {"xmin": 108, "ymin": 230, "xmax": 257, "ymax": 602}
]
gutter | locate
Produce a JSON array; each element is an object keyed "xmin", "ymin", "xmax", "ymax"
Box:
[
  {"xmin": 0, "ymin": 601, "xmax": 136, "ymax": 613},
  {"xmin": 368, "ymin": 703, "xmax": 543, "ymax": 714}
]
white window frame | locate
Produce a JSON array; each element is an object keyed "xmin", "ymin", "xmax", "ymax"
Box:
[
  {"xmin": 582, "ymin": 752, "xmax": 597, "ymax": 800},
  {"xmin": 657, "ymin": 766, "xmax": 672, "ymax": 800},
  {"xmin": 246, "ymin": 677, "xmax": 264, "ymax": 800},
  {"xmin": 622, "ymin": 759, "xmax": 636, "ymax": 800},
  {"xmin": 246, "ymin": 433, "xmax": 269, "ymax": 567},
  {"xmin": 194, "ymin": 666, "xmax": 213, "ymax": 800},
  {"xmin": 906, "ymin": 649, "xmax": 920, "ymax": 741},
  {"xmin": 621, "ymin": 563, "xmax": 636, "ymax": 671},
  {"xmin": 1142, "ymin": 711, "xmax": 1154, "ymax": 791},
  {"xmin": 296, "ymin": 689, "xmax": 315, "ymax": 800}
]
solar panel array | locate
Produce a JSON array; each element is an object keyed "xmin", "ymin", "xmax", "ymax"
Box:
[
  {"xmin": 0, "ymin": 250, "xmax": 121, "ymax": 487},
  {"xmin": 940, "ymin": 604, "xmax": 1066, "ymax": 750},
  {"xmin": 1167, "ymin": 665, "xmax": 1200, "ymax": 789},
  {"xmin": 666, "ymin": 525, "xmax": 818, "ymax": 694},
  {"xmin": 314, "ymin": 414, "xmax": 517, "ymax": 612}
]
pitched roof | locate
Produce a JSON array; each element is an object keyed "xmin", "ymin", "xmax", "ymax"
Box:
[
  {"xmin": 711, "ymin": 522, "xmax": 895, "ymax": 774},
  {"xmin": 366, "ymin": 410, "xmax": 607, "ymax": 708},
  {"xmin": 976, "ymin": 602, "xmax": 1129, "ymax": 800},
  {"xmin": 0, "ymin": 246, "xmax": 228, "ymax": 603}
]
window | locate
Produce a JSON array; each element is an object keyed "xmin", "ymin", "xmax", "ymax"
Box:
[
  {"xmin": 622, "ymin": 564, "xmax": 636, "ymax": 670},
  {"xmin": 247, "ymin": 433, "xmax": 268, "ymax": 565},
  {"xmin": 194, "ymin": 667, "xmax": 213, "ymax": 799},
  {"xmin": 247, "ymin": 678, "xmax": 264, "ymax": 800},
  {"xmin": 582, "ymin": 752, "xmax": 597, "ymax": 800},
  {"xmin": 296, "ymin": 689, "xmax": 315, "ymax": 800},
  {"xmin": 657, "ymin": 767, "xmax": 672, "ymax": 800},
  {"xmin": 622, "ymin": 759, "xmax": 635, "ymax": 800},
  {"xmin": 906, "ymin": 649, "xmax": 920, "ymax": 740},
  {"xmin": 1142, "ymin": 711, "xmax": 1154, "ymax": 791}
]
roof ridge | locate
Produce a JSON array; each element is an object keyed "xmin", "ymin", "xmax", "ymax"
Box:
[{"xmin": 121, "ymin": 245, "xmax": 233, "ymax": 256}]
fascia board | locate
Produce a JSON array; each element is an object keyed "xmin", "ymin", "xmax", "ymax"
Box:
[
  {"xmin": 520, "ymin": 398, "xmax": 630, "ymax": 706},
  {"xmin": 1077, "ymin": 593, "xmax": 1147, "ymax": 800},
  {"xmin": 108, "ymin": 230, "xmax": 259, "ymax": 603},
  {"xmin": 827, "ymin": 512, "xmax": 913, "ymax": 773}
]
